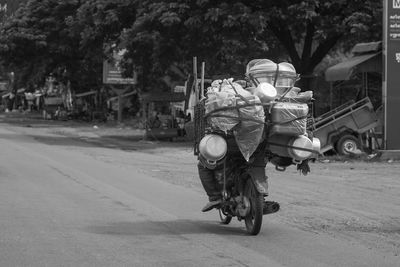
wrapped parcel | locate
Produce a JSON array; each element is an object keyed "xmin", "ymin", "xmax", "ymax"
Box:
[{"xmin": 205, "ymin": 79, "xmax": 265, "ymax": 161}]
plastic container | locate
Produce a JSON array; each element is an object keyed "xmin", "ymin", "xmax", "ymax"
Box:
[
  {"xmin": 270, "ymin": 102, "xmax": 308, "ymax": 136},
  {"xmin": 268, "ymin": 134, "xmax": 313, "ymax": 161},
  {"xmin": 246, "ymin": 59, "xmax": 299, "ymax": 97},
  {"xmin": 253, "ymin": 83, "xmax": 277, "ymax": 104},
  {"xmin": 199, "ymin": 134, "xmax": 227, "ymax": 162}
]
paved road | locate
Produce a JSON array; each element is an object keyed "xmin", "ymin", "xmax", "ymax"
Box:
[{"xmin": 0, "ymin": 122, "xmax": 399, "ymax": 267}]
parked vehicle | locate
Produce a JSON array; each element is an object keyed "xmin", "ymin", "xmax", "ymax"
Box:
[
  {"xmin": 142, "ymin": 92, "xmax": 186, "ymax": 141},
  {"xmin": 308, "ymin": 97, "xmax": 379, "ymax": 155},
  {"xmin": 43, "ymin": 96, "xmax": 64, "ymax": 120}
]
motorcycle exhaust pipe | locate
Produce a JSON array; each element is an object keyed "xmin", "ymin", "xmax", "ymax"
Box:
[{"xmin": 263, "ymin": 201, "xmax": 280, "ymax": 215}]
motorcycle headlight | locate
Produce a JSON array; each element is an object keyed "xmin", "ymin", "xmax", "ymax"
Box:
[{"xmin": 199, "ymin": 134, "xmax": 227, "ymax": 163}]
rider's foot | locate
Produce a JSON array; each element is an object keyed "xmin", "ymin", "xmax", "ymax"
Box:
[{"xmin": 201, "ymin": 199, "xmax": 222, "ymax": 212}]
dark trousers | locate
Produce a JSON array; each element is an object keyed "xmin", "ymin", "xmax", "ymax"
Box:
[
  {"xmin": 197, "ymin": 162, "xmax": 221, "ymax": 201},
  {"xmin": 197, "ymin": 139, "xmax": 268, "ymax": 201}
]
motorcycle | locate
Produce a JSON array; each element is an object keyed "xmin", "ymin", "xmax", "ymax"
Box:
[
  {"xmin": 193, "ymin": 59, "xmax": 319, "ymax": 235},
  {"xmin": 198, "ymin": 134, "xmax": 280, "ymax": 235}
]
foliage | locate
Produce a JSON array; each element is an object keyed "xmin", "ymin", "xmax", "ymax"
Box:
[
  {"xmin": 0, "ymin": 0, "xmax": 137, "ymax": 92},
  {"xmin": 249, "ymin": 0, "xmax": 382, "ymax": 75},
  {"xmin": 65, "ymin": 0, "xmax": 137, "ymax": 91},
  {"xmin": 0, "ymin": 0, "xmax": 382, "ymax": 94},
  {"xmin": 120, "ymin": 0, "xmax": 278, "ymax": 92},
  {"xmin": 123, "ymin": 0, "xmax": 382, "ymax": 90},
  {"xmin": 0, "ymin": 0, "xmax": 81, "ymax": 89}
]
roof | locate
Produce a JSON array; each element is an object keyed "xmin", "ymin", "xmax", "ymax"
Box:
[
  {"xmin": 75, "ymin": 90, "xmax": 97, "ymax": 98},
  {"xmin": 141, "ymin": 92, "xmax": 185, "ymax": 103},
  {"xmin": 325, "ymin": 41, "xmax": 382, "ymax": 82},
  {"xmin": 2, "ymin": 92, "xmax": 11, "ymax": 98},
  {"xmin": 351, "ymin": 41, "xmax": 382, "ymax": 54},
  {"xmin": 107, "ymin": 90, "xmax": 136, "ymax": 102},
  {"xmin": 325, "ymin": 52, "xmax": 381, "ymax": 81}
]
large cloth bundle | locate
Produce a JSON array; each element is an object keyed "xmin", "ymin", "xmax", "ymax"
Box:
[{"xmin": 205, "ymin": 79, "xmax": 265, "ymax": 161}]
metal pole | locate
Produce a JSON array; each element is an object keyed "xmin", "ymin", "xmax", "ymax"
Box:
[
  {"xmin": 200, "ymin": 62, "xmax": 205, "ymax": 99},
  {"xmin": 329, "ymin": 82, "xmax": 333, "ymax": 110},
  {"xmin": 383, "ymin": 0, "xmax": 387, "ymax": 150},
  {"xmin": 193, "ymin": 57, "xmax": 198, "ymax": 105},
  {"xmin": 118, "ymin": 94, "xmax": 122, "ymax": 122}
]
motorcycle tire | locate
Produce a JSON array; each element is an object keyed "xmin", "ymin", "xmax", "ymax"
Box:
[
  {"xmin": 244, "ymin": 179, "xmax": 264, "ymax": 235},
  {"xmin": 218, "ymin": 208, "xmax": 232, "ymax": 225}
]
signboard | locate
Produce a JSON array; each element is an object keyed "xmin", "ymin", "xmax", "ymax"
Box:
[
  {"xmin": 102, "ymin": 49, "xmax": 137, "ymax": 85},
  {"xmin": 172, "ymin": 85, "xmax": 186, "ymax": 110},
  {"xmin": 383, "ymin": 0, "xmax": 400, "ymax": 149}
]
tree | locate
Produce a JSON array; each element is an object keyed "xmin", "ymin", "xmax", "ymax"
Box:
[
  {"xmin": 0, "ymin": 0, "xmax": 383, "ymax": 96},
  {"xmin": 122, "ymin": 0, "xmax": 382, "ymax": 91},
  {"xmin": 67, "ymin": 0, "xmax": 137, "ymax": 91},
  {"xmin": 249, "ymin": 0, "xmax": 382, "ymax": 84},
  {"xmin": 0, "ymin": 0, "xmax": 82, "ymax": 89},
  {"xmin": 0, "ymin": 0, "xmax": 137, "ymax": 92},
  {"xmin": 120, "ymin": 0, "xmax": 278, "ymax": 92}
]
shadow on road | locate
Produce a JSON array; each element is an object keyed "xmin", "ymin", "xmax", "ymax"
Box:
[
  {"xmin": 0, "ymin": 133, "xmax": 102, "ymax": 148},
  {"xmin": 87, "ymin": 219, "xmax": 248, "ymax": 236},
  {"xmin": 0, "ymin": 121, "xmax": 193, "ymax": 152}
]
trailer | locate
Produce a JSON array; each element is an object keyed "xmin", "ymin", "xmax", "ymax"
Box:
[
  {"xmin": 142, "ymin": 92, "xmax": 186, "ymax": 141},
  {"xmin": 308, "ymin": 97, "xmax": 379, "ymax": 155}
]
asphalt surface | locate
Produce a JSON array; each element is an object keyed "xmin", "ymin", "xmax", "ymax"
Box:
[{"xmin": 1, "ymin": 113, "xmax": 399, "ymax": 267}]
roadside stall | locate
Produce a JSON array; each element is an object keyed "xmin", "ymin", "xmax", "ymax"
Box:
[
  {"xmin": 142, "ymin": 92, "xmax": 186, "ymax": 140},
  {"xmin": 106, "ymin": 90, "xmax": 136, "ymax": 121},
  {"xmin": 73, "ymin": 90, "xmax": 98, "ymax": 121}
]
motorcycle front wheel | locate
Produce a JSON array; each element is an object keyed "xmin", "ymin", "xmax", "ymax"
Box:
[{"xmin": 244, "ymin": 179, "xmax": 264, "ymax": 235}]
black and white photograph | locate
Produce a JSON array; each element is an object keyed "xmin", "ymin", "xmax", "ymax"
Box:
[{"xmin": 0, "ymin": 1, "xmax": 399, "ymax": 266}]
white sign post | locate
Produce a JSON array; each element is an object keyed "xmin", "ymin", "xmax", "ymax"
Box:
[{"xmin": 103, "ymin": 49, "xmax": 136, "ymax": 122}]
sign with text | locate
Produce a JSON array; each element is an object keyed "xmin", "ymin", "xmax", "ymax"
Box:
[
  {"xmin": 384, "ymin": 0, "xmax": 400, "ymax": 149},
  {"xmin": 103, "ymin": 49, "xmax": 137, "ymax": 85}
]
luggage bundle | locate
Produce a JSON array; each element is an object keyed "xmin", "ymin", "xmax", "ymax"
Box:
[
  {"xmin": 195, "ymin": 59, "xmax": 319, "ymax": 164},
  {"xmin": 204, "ymin": 79, "xmax": 265, "ymax": 161},
  {"xmin": 245, "ymin": 59, "xmax": 318, "ymax": 162}
]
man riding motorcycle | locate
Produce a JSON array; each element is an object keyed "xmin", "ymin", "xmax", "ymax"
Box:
[
  {"xmin": 198, "ymin": 128, "xmax": 269, "ymax": 212},
  {"xmin": 195, "ymin": 59, "xmax": 314, "ymax": 212}
]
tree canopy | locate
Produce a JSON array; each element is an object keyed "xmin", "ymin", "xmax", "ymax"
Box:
[
  {"xmin": 123, "ymin": 0, "xmax": 382, "ymax": 90},
  {"xmin": 0, "ymin": 0, "xmax": 81, "ymax": 89},
  {"xmin": 0, "ymin": 0, "xmax": 382, "ymax": 93},
  {"xmin": 251, "ymin": 0, "xmax": 382, "ymax": 76},
  {"xmin": 0, "ymin": 0, "xmax": 136, "ymax": 91}
]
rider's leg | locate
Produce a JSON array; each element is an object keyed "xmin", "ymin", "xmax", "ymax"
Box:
[
  {"xmin": 197, "ymin": 162, "xmax": 222, "ymax": 212},
  {"xmin": 197, "ymin": 162, "xmax": 221, "ymax": 201}
]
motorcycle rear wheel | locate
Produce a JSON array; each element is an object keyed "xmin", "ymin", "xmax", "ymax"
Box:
[
  {"xmin": 218, "ymin": 208, "xmax": 232, "ymax": 224},
  {"xmin": 244, "ymin": 179, "xmax": 264, "ymax": 235}
]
